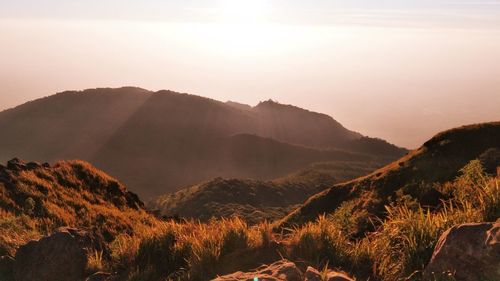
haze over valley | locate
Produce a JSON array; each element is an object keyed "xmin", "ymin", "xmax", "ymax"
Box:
[
  {"xmin": 0, "ymin": 1, "xmax": 499, "ymax": 281},
  {"xmin": 2, "ymin": 1, "xmax": 500, "ymax": 148}
]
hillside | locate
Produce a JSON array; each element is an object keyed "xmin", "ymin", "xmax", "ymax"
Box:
[
  {"xmin": 0, "ymin": 120, "xmax": 498, "ymax": 281},
  {"xmin": 2, "ymin": 158, "xmax": 496, "ymax": 281},
  {"xmin": 150, "ymin": 161, "xmax": 379, "ymax": 224},
  {"xmin": 0, "ymin": 87, "xmax": 406, "ymax": 198},
  {"xmin": 0, "ymin": 158, "xmax": 154, "ymax": 257},
  {"xmin": 280, "ymin": 122, "xmax": 500, "ymax": 228}
]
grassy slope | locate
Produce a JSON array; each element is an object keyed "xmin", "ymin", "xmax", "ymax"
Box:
[
  {"xmin": 112, "ymin": 160, "xmax": 500, "ymax": 281},
  {"xmin": 1, "ymin": 122, "xmax": 498, "ymax": 281},
  {"xmin": 0, "ymin": 159, "xmax": 156, "ymax": 257},
  {"xmin": 150, "ymin": 161, "xmax": 381, "ymax": 224},
  {"xmin": 280, "ymin": 122, "xmax": 500, "ymax": 227}
]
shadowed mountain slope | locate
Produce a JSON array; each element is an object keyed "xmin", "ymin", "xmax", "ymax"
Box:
[
  {"xmin": 150, "ymin": 161, "xmax": 380, "ymax": 224},
  {"xmin": 0, "ymin": 87, "xmax": 405, "ymax": 198},
  {"xmin": 280, "ymin": 122, "xmax": 500, "ymax": 227}
]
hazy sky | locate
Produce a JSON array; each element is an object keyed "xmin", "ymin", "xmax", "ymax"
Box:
[{"xmin": 1, "ymin": 0, "xmax": 500, "ymax": 148}]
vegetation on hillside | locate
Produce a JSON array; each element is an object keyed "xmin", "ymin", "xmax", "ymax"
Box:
[
  {"xmin": 1, "ymin": 157, "xmax": 498, "ymax": 281},
  {"xmin": 289, "ymin": 160, "xmax": 499, "ymax": 280},
  {"xmin": 281, "ymin": 122, "xmax": 500, "ymax": 227},
  {"xmin": 102, "ymin": 160, "xmax": 498, "ymax": 281},
  {"xmin": 151, "ymin": 161, "xmax": 380, "ymax": 224},
  {"xmin": 1, "ymin": 123, "xmax": 498, "ymax": 281},
  {"xmin": 0, "ymin": 159, "xmax": 155, "ymax": 257}
]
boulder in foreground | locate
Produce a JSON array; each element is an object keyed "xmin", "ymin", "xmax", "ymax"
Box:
[
  {"xmin": 14, "ymin": 227, "xmax": 103, "ymax": 281},
  {"xmin": 212, "ymin": 259, "xmax": 355, "ymax": 281},
  {"xmin": 212, "ymin": 260, "xmax": 302, "ymax": 281},
  {"xmin": 424, "ymin": 221, "xmax": 500, "ymax": 281}
]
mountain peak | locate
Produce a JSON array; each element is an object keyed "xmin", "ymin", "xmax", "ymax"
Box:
[
  {"xmin": 255, "ymin": 99, "xmax": 280, "ymax": 107},
  {"xmin": 254, "ymin": 99, "xmax": 306, "ymax": 112},
  {"xmin": 0, "ymin": 87, "xmax": 405, "ymax": 198}
]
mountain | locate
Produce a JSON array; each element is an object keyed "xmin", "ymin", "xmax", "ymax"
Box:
[
  {"xmin": 280, "ymin": 122, "xmax": 500, "ymax": 228},
  {"xmin": 0, "ymin": 158, "xmax": 152, "ymax": 257},
  {"xmin": 0, "ymin": 87, "xmax": 406, "ymax": 198},
  {"xmin": 150, "ymin": 161, "xmax": 380, "ymax": 224},
  {"xmin": 1, "ymin": 123, "xmax": 497, "ymax": 281}
]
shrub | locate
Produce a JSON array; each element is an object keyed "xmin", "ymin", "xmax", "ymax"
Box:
[
  {"xmin": 188, "ymin": 238, "xmax": 221, "ymax": 281},
  {"xmin": 134, "ymin": 226, "xmax": 190, "ymax": 279},
  {"xmin": 220, "ymin": 218, "xmax": 249, "ymax": 255},
  {"xmin": 291, "ymin": 215, "xmax": 350, "ymax": 267},
  {"xmin": 86, "ymin": 250, "xmax": 105, "ymax": 274},
  {"xmin": 330, "ymin": 199, "xmax": 371, "ymax": 238},
  {"xmin": 453, "ymin": 160, "xmax": 500, "ymax": 221},
  {"xmin": 23, "ymin": 198, "xmax": 35, "ymax": 215},
  {"xmin": 258, "ymin": 220, "xmax": 273, "ymax": 248},
  {"xmin": 110, "ymin": 234, "xmax": 141, "ymax": 271}
]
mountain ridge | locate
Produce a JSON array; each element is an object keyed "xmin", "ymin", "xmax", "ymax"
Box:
[
  {"xmin": 280, "ymin": 121, "xmax": 500, "ymax": 227},
  {"xmin": 150, "ymin": 160, "xmax": 380, "ymax": 224},
  {"xmin": 0, "ymin": 87, "xmax": 406, "ymax": 198}
]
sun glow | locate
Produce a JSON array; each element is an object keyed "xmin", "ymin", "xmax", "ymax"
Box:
[{"xmin": 216, "ymin": 0, "xmax": 271, "ymax": 23}]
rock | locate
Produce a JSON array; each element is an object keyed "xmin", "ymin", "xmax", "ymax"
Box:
[
  {"xmin": 213, "ymin": 261, "xmax": 355, "ymax": 281},
  {"xmin": 212, "ymin": 259, "xmax": 303, "ymax": 281},
  {"xmin": 479, "ymin": 147, "xmax": 500, "ymax": 174},
  {"xmin": 6, "ymin": 158, "xmax": 26, "ymax": 171},
  {"xmin": 304, "ymin": 266, "xmax": 354, "ymax": 281},
  {"xmin": 0, "ymin": 255, "xmax": 15, "ymax": 281},
  {"xmin": 14, "ymin": 227, "xmax": 104, "ymax": 281},
  {"xmin": 26, "ymin": 161, "xmax": 41, "ymax": 170},
  {"xmin": 304, "ymin": 267, "xmax": 322, "ymax": 281},
  {"xmin": 85, "ymin": 272, "xmax": 113, "ymax": 281},
  {"xmin": 424, "ymin": 221, "xmax": 500, "ymax": 281},
  {"xmin": 325, "ymin": 272, "xmax": 355, "ymax": 281}
]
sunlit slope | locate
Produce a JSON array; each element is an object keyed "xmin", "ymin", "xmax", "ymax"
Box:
[
  {"xmin": 280, "ymin": 122, "xmax": 500, "ymax": 227},
  {"xmin": 0, "ymin": 158, "xmax": 154, "ymax": 256}
]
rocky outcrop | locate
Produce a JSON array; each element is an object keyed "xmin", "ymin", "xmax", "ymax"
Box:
[
  {"xmin": 13, "ymin": 228, "xmax": 104, "ymax": 281},
  {"xmin": 212, "ymin": 260, "xmax": 302, "ymax": 281},
  {"xmin": 424, "ymin": 221, "xmax": 500, "ymax": 281},
  {"xmin": 212, "ymin": 260, "xmax": 355, "ymax": 281}
]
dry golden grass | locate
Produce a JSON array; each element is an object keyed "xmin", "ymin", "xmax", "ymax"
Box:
[
  {"xmin": 0, "ymin": 211, "xmax": 42, "ymax": 256},
  {"xmin": 0, "ymin": 160, "xmax": 158, "ymax": 256},
  {"xmin": 105, "ymin": 217, "xmax": 270, "ymax": 280},
  {"xmin": 287, "ymin": 160, "xmax": 499, "ymax": 281},
  {"xmin": 2, "ymin": 159, "xmax": 497, "ymax": 281}
]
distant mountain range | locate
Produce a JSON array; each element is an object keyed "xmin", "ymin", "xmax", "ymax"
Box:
[
  {"xmin": 151, "ymin": 122, "xmax": 500, "ymax": 226},
  {"xmin": 0, "ymin": 87, "xmax": 406, "ymax": 198}
]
